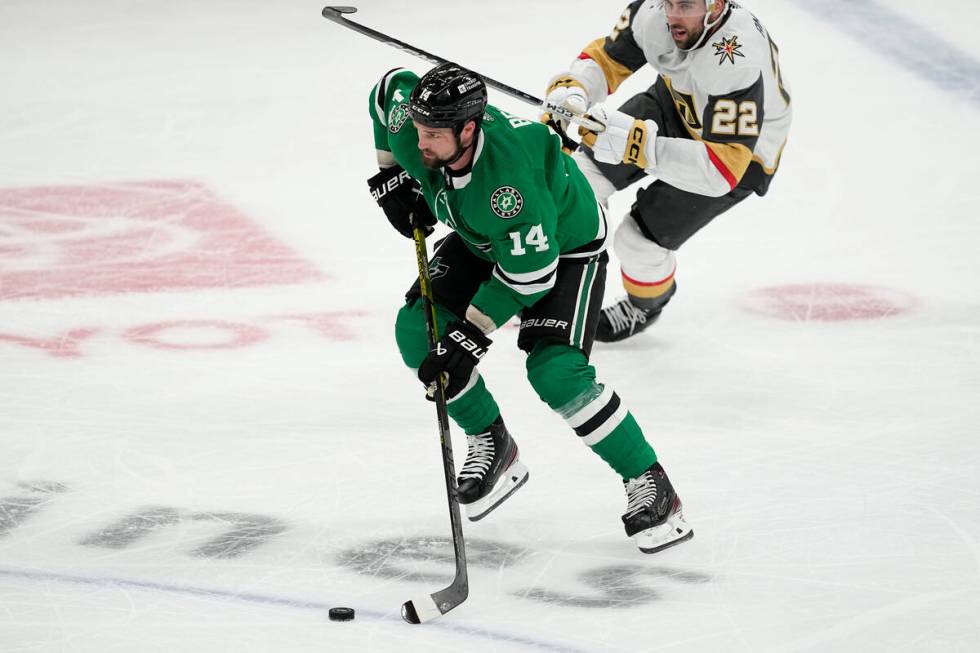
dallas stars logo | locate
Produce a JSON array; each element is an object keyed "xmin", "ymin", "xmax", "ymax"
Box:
[
  {"xmin": 712, "ymin": 35, "xmax": 745, "ymax": 66},
  {"xmin": 388, "ymin": 104, "xmax": 409, "ymax": 133},
  {"xmin": 490, "ymin": 186, "xmax": 523, "ymax": 218},
  {"xmin": 428, "ymin": 256, "xmax": 449, "ymax": 280}
]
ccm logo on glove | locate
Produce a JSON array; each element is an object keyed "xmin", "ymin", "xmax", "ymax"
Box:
[{"xmin": 625, "ymin": 123, "xmax": 649, "ymax": 168}]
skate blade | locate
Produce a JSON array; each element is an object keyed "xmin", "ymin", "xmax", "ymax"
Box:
[
  {"xmin": 464, "ymin": 461, "xmax": 529, "ymax": 522},
  {"xmin": 634, "ymin": 511, "xmax": 694, "ymax": 554}
]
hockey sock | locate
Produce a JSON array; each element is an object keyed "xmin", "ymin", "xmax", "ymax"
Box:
[
  {"xmin": 588, "ymin": 412, "xmax": 657, "ymax": 480},
  {"xmin": 446, "ymin": 374, "xmax": 501, "ymax": 435},
  {"xmin": 526, "ymin": 343, "xmax": 657, "ymax": 478},
  {"xmin": 623, "ymin": 274, "xmax": 675, "ymax": 311}
]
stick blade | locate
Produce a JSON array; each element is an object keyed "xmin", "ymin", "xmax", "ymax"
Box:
[
  {"xmin": 400, "ymin": 596, "xmax": 444, "ymax": 624},
  {"xmin": 322, "ymin": 6, "xmax": 357, "ymax": 18}
]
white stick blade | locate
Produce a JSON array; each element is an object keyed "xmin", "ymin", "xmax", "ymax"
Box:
[{"xmin": 400, "ymin": 596, "xmax": 442, "ymax": 624}]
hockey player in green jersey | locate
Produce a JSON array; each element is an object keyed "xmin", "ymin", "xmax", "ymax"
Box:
[
  {"xmin": 366, "ymin": 62, "xmax": 693, "ymax": 554},
  {"xmin": 543, "ymin": 0, "xmax": 792, "ymax": 341}
]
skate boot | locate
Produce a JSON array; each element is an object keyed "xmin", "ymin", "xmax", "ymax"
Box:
[
  {"xmin": 595, "ymin": 283, "xmax": 676, "ymax": 343},
  {"xmin": 457, "ymin": 416, "xmax": 529, "ymax": 522},
  {"xmin": 622, "ymin": 462, "xmax": 693, "ymax": 554}
]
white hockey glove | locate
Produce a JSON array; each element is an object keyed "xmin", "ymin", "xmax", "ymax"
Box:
[
  {"xmin": 580, "ymin": 104, "xmax": 658, "ymax": 170},
  {"xmin": 542, "ymin": 73, "xmax": 590, "ymax": 131}
]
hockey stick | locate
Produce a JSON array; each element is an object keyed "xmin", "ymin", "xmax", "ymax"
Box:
[
  {"xmin": 399, "ymin": 222, "xmax": 469, "ymax": 624},
  {"xmin": 321, "ymin": 6, "xmax": 605, "ymax": 137}
]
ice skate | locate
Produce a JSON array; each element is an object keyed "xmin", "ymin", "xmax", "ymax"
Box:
[
  {"xmin": 457, "ymin": 417, "xmax": 529, "ymax": 521},
  {"xmin": 622, "ymin": 462, "xmax": 693, "ymax": 554},
  {"xmin": 595, "ymin": 284, "xmax": 675, "ymax": 343}
]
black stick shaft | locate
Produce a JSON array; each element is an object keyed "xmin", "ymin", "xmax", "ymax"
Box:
[
  {"xmin": 321, "ymin": 5, "xmax": 604, "ymax": 133},
  {"xmin": 323, "ymin": 6, "xmax": 540, "ymax": 103}
]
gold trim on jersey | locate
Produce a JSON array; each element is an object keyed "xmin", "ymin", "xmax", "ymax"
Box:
[
  {"xmin": 581, "ymin": 38, "xmax": 634, "ymax": 94},
  {"xmin": 704, "ymin": 141, "xmax": 753, "ymax": 181}
]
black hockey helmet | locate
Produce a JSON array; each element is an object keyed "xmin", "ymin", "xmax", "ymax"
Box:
[{"xmin": 408, "ymin": 63, "xmax": 488, "ymax": 132}]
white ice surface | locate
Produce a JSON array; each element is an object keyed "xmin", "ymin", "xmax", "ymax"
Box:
[{"xmin": 1, "ymin": 1, "xmax": 979, "ymax": 652}]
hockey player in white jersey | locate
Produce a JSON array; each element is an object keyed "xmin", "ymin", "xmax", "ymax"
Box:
[{"xmin": 544, "ymin": 0, "xmax": 792, "ymax": 341}]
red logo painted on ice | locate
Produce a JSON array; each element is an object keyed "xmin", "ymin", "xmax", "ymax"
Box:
[
  {"xmin": 0, "ymin": 180, "xmax": 322, "ymax": 301},
  {"xmin": 740, "ymin": 283, "xmax": 916, "ymax": 321},
  {"xmin": 0, "ymin": 311, "xmax": 366, "ymax": 358}
]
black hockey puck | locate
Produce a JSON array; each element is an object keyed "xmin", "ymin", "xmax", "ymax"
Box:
[{"xmin": 328, "ymin": 607, "xmax": 355, "ymax": 622}]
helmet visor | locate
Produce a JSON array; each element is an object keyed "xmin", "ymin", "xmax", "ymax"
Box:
[{"xmin": 661, "ymin": 0, "xmax": 709, "ymax": 18}]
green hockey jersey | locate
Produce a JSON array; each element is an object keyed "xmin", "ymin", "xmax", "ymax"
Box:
[{"xmin": 369, "ymin": 68, "xmax": 606, "ymax": 329}]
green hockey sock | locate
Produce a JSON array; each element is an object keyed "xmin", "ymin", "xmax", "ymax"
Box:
[
  {"xmin": 587, "ymin": 411, "xmax": 657, "ymax": 480},
  {"xmin": 446, "ymin": 374, "xmax": 500, "ymax": 435}
]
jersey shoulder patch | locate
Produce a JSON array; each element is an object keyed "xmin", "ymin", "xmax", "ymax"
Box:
[
  {"xmin": 710, "ymin": 33, "xmax": 748, "ymax": 67},
  {"xmin": 693, "ymin": 28, "xmax": 765, "ymax": 95},
  {"xmin": 387, "ymin": 101, "xmax": 410, "ymax": 133},
  {"xmin": 371, "ymin": 68, "xmax": 419, "ymax": 127}
]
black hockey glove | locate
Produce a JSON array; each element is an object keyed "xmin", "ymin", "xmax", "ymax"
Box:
[
  {"xmin": 367, "ymin": 165, "xmax": 437, "ymax": 239},
  {"xmin": 418, "ymin": 320, "xmax": 492, "ymax": 399}
]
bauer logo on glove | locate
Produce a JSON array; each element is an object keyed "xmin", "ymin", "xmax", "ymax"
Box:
[
  {"xmin": 447, "ymin": 328, "xmax": 489, "ymax": 359},
  {"xmin": 369, "ymin": 168, "xmax": 413, "ymax": 203},
  {"xmin": 366, "ymin": 164, "xmax": 438, "ymax": 239},
  {"xmin": 418, "ymin": 320, "xmax": 493, "ymax": 399}
]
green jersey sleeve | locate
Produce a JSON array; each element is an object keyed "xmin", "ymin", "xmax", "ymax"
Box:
[{"xmin": 367, "ymin": 68, "xmax": 420, "ymax": 152}]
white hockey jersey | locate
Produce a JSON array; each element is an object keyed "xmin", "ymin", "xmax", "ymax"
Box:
[{"xmin": 567, "ymin": 1, "xmax": 792, "ymax": 197}]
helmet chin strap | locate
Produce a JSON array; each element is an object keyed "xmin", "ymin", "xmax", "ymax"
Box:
[
  {"xmin": 680, "ymin": 0, "xmax": 729, "ymax": 52},
  {"xmin": 443, "ymin": 123, "xmax": 479, "ymax": 168},
  {"xmin": 443, "ymin": 134, "xmax": 469, "ymax": 167}
]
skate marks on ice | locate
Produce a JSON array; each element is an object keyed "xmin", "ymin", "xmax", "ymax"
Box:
[
  {"xmin": 336, "ymin": 535, "xmax": 712, "ymax": 609},
  {"xmin": 0, "ymin": 480, "xmax": 68, "ymax": 537},
  {"xmin": 788, "ymin": 0, "xmax": 980, "ymax": 107}
]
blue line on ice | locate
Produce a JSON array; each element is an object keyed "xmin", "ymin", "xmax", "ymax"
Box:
[
  {"xmin": 0, "ymin": 566, "xmax": 597, "ymax": 653},
  {"xmin": 790, "ymin": 0, "xmax": 980, "ymax": 106}
]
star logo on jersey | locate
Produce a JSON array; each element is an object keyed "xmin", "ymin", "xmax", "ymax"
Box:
[
  {"xmin": 712, "ymin": 35, "xmax": 746, "ymax": 66},
  {"xmin": 388, "ymin": 104, "xmax": 409, "ymax": 133},
  {"xmin": 490, "ymin": 186, "xmax": 523, "ymax": 219}
]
